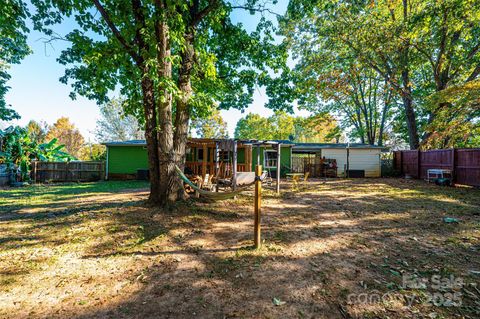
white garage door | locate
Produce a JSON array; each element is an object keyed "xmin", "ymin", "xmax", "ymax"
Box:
[{"xmin": 348, "ymin": 149, "xmax": 381, "ymax": 177}]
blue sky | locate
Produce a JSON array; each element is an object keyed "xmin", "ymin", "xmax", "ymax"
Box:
[{"xmin": 4, "ymin": 0, "xmax": 308, "ymax": 141}]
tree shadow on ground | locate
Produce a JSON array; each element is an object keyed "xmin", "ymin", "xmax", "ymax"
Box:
[
  {"xmin": 68, "ymin": 179, "xmax": 480, "ymax": 318},
  {"xmin": 1, "ymin": 178, "xmax": 479, "ymax": 318}
]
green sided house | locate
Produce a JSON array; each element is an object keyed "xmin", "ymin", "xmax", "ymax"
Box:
[
  {"xmin": 104, "ymin": 140, "xmax": 149, "ymax": 179},
  {"xmin": 103, "ymin": 139, "xmax": 293, "ymax": 180},
  {"xmin": 103, "ymin": 139, "xmax": 384, "ymax": 180}
]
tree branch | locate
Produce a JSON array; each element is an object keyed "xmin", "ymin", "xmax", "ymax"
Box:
[
  {"xmin": 92, "ymin": 0, "xmax": 142, "ymax": 66},
  {"xmin": 193, "ymin": 0, "xmax": 219, "ymax": 26},
  {"xmin": 131, "ymin": 0, "xmax": 148, "ymax": 59},
  {"xmin": 405, "ymin": 39, "xmax": 435, "ymax": 70},
  {"xmin": 466, "ymin": 42, "xmax": 480, "ymax": 60},
  {"xmin": 434, "ymin": 8, "xmax": 449, "ymax": 74},
  {"xmin": 231, "ymin": 5, "xmax": 281, "ymax": 17},
  {"xmin": 466, "ymin": 64, "xmax": 480, "ymax": 83}
]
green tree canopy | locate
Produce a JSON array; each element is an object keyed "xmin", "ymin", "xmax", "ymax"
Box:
[
  {"xmin": 273, "ymin": 0, "xmax": 480, "ymax": 149},
  {"xmin": 234, "ymin": 111, "xmax": 342, "ymax": 142},
  {"xmin": 79, "ymin": 143, "xmax": 106, "ymax": 161},
  {"xmin": 235, "ymin": 113, "xmax": 274, "ymax": 140},
  {"xmin": 0, "ymin": 0, "xmax": 31, "ymax": 121},
  {"xmin": 32, "ymin": 0, "xmax": 284, "ymax": 205},
  {"xmin": 422, "ymin": 80, "xmax": 480, "ymax": 149},
  {"xmin": 191, "ymin": 108, "xmax": 228, "ymax": 139}
]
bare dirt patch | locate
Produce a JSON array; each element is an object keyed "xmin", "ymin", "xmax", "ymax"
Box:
[{"xmin": 1, "ymin": 179, "xmax": 479, "ymax": 318}]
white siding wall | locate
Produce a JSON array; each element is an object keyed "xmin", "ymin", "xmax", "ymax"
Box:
[
  {"xmin": 348, "ymin": 149, "xmax": 381, "ymax": 177},
  {"xmin": 321, "ymin": 149, "xmax": 348, "ymax": 176},
  {"xmin": 321, "ymin": 148, "xmax": 381, "ymax": 177}
]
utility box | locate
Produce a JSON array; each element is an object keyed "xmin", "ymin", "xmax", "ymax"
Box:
[
  {"xmin": 136, "ymin": 169, "xmax": 149, "ymax": 180},
  {"xmin": 347, "ymin": 170, "xmax": 365, "ymax": 178}
]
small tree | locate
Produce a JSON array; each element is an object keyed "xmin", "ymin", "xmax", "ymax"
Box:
[
  {"xmin": 191, "ymin": 108, "xmax": 228, "ymax": 139},
  {"xmin": 95, "ymin": 98, "xmax": 144, "ymax": 142},
  {"xmin": 234, "ymin": 114, "xmax": 275, "ymax": 140},
  {"xmin": 0, "ymin": 126, "xmax": 35, "ymax": 181},
  {"xmin": 46, "ymin": 117, "xmax": 85, "ymax": 158},
  {"xmin": 79, "ymin": 144, "xmax": 106, "ymax": 161},
  {"xmin": 26, "ymin": 120, "xmax": 48, "ymax": 144}
]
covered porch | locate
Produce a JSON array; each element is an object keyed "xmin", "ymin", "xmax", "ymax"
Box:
[{"xmin": 185, "ymin": 138, "xmax": 253, "ymax": 179}]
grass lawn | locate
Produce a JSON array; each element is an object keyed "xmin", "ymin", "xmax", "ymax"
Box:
[{"xmin": 0, "ymin": 178, "xmax": 479, "ymax": 318}]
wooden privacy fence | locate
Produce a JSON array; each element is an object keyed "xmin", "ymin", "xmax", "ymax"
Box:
[
  {"xmin": 32, "ymin": 161, "xmax": 105, "ymax": 183},
  {"xmin": 393, "ymin": 148, "xmax": 480, "ymax": 187}
]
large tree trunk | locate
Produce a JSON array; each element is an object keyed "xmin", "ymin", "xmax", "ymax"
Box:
[
  {"xmin": 352, "ymin": 100, "xmax": 366, "ymax": 144},
  {"xmin": 155, "ymin": 20, "xmax": 177, "ymax": 206},
  {"xmin": 401, "ymin": 70, "xmax": 420, "ymax": 149},
  {"xmin": 97, "ymin": 0, "xmax": 182, "ymax": 206},
  {"xmin": 377, "ymin": 81, "xmax": 390, "ymax": 147},
  {"xmin": 399, "ymin": 21, "xmax": 420, "ymax": 150},
  {"xmin": 141, "ymin": 69, "xmax": 162, "ymax": 204},
  {"xmin": 400, "ymin": 0, "xmax": 420, "ymax": 150},
  {"xmin": 131, "ymin": 0, "xmax": 163, "ymax": 205},
  {"xmin": 173, "ymin": 31, "xmax": 195, "ymax": 199},
  {"xmin": 401, "ymin": 93, "xmax": 419, "ymax": 149}
]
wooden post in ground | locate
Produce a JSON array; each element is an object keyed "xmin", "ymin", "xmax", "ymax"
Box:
[
  {"xmin": 195, "ymin": 179, "xmax": 201, "ymax": 198},
  {"xmin": 202, "ymin": 143, "xmax": 207, "ymax": 179},
  {"xmin": 33, "ymin": 161, "xmax": 37, "ymax": 184},
  {"xmin": 245, "ymin": 145, "xmax": 251, "ymax": 171},
  {"xmin": 232, "ymin": 140, "xmax": 237, "ymax": 191},
  {"xmin": 346, "ymin": 145, "xmax": 350, "ymax": 178},
  {"xmin": 276, "ymin": 143, "xmax": 281, "ymax": 194},
  {"xmin": 257, "ymin": 144, "xmax": 261, "ymax": 167},
  {"xmin": 254, "ymin": 164, "xmax": 262, "ymax": 249},
  {"xmin": 215, "ymin": 142, "xmax": 219, "ymax": 192}
]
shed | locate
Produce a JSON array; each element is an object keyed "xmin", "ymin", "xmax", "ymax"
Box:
[
  {"xmin": 292, "ymin": 143, "xmax": 385, "ymax": 177},
  {"xmin": 103, "ymin": 140, "xmax": 149, "ymax": 179}
]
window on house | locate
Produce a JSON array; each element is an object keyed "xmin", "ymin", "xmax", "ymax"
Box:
[
  {"xmin": 197, "ymin": 149, "xmax": 204, "ymax": 162},
  {"xmin": 264, "ymin": 150, "xmax": 278, "ymax": 168},
  {"xmin": 218, "ymin": 150, "xmax": 230, "ymax": 162}
]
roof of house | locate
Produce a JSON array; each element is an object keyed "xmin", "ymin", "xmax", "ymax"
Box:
[
  {"xmin": 270, "ymin": 139, "xmax": 295, "ymax": 145},
  {"xmin": 295, "ymin": 143, "xmax": 383, "ymax": 148},
  {"xmin": 102, "ymin": 138, "xmax": 296, "ymax": 147},
  {"xmin": 293, "ymin": 143, "xmax": 385, "ymax": 150},
  {"xmin": 102, "ymin": 140, "xmax": 147, "ymax": 146},
  {"xmin": 240, "ymin": 139, "xmax": 295, "ymax": 146},
  {"xmin": 103, "ymin": 139, "xmax": 386, "ymax": 150}
]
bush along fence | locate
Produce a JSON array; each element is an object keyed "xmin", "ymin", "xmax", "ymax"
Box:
[
  {"xmin": 32, "ymin": 161, "xmax": 105, "ymax": 183},
  {"xmin": 393, "ymin": 148, "xmax": 480, "ymax": 187}
]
